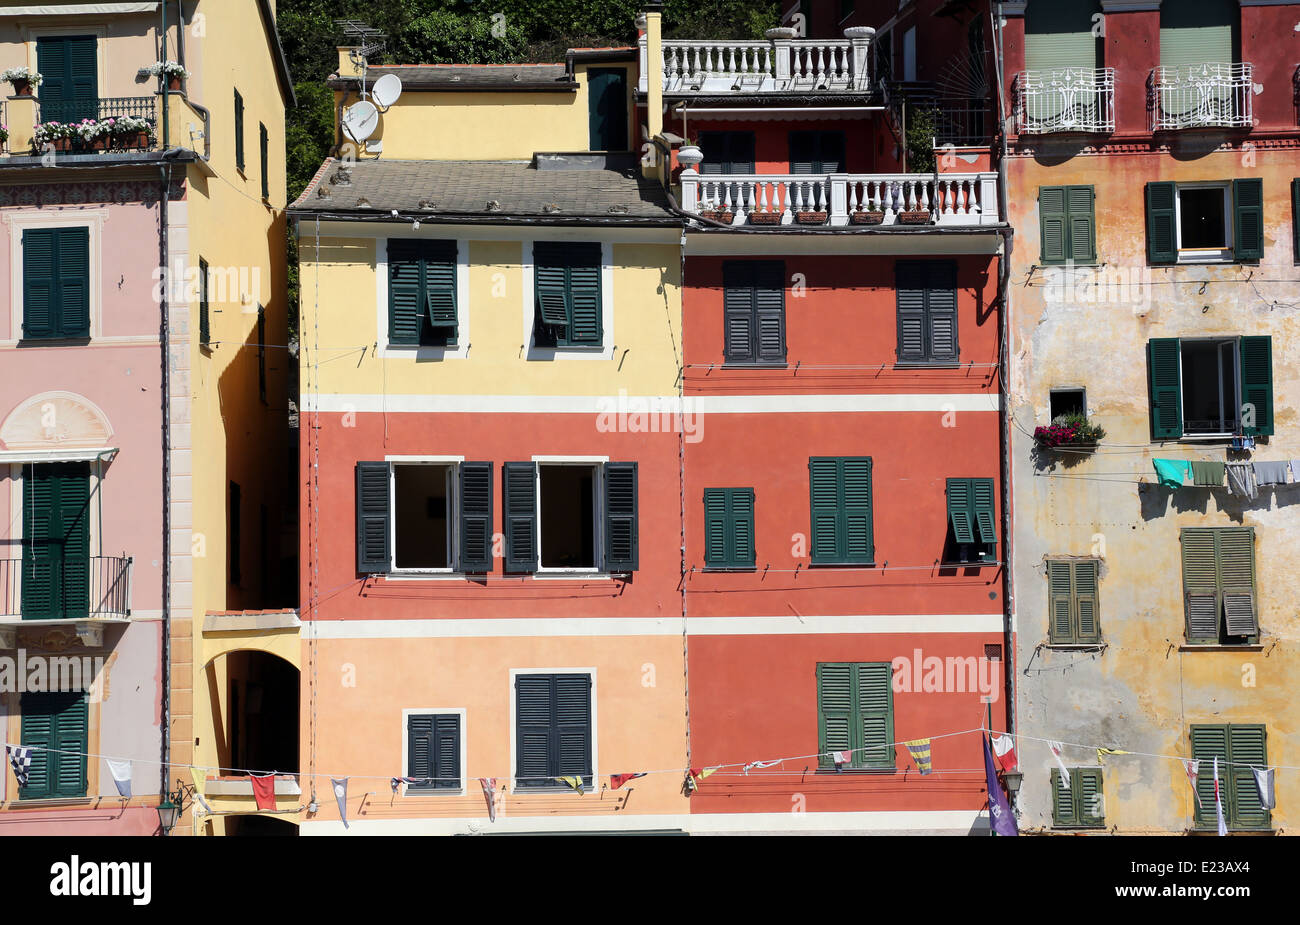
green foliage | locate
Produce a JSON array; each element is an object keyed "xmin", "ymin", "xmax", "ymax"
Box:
[{"xmin": 904, "ymin": 107, "xmax": 937, "ymax": 174}]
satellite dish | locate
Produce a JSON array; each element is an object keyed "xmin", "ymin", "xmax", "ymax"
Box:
[
  {"xmin": 342, "ymin": 100, "xmax": 379, "ymax": 142},
  {"xmin": 371, "ymin": 73, "xmax": 403, "ymax": 109}
]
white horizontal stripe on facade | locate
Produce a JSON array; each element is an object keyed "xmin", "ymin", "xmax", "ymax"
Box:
[
  {"xmin": 300, "ymin": 809, "xmax": 984, "ymax": 835},
  {"xmin": 307, "ymin": 613, "xmax": 1003, "ymax": 639},
  {"xmin": 302, "ymin": 393, "xmax": 1000, "ymax": 414}
]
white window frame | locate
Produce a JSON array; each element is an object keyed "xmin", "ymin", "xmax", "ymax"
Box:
[
  {"xmin": 508, "ymin": 667, "xmax": 598, "ymax": 794},
  {"xmin": 386, "ymin": 455, "xmax": 465, "ymax": 576},
  {"xmin": 532, "ymin": 455, "xmax": 609, "ymax": 576},
  {"xmin": 5, "ymin": 210, "xmax": 107, "ymax": 343},
  {"xmin": 1174, "ymin": 182, "xmax": 1233, "ymax": 264},
  {"xmin": 1178, "ymin": 336, "xmax": 1241, "ymax": 440},
  {"xmin": 521, "ymin": 239, "xmax": 615, "ymax": 360},
  {"xmin": 375, "ymin": 236, "xmax": 471, "ymax": 359},
  {"xmin": 399, "ymin": 707, "xmax": 467, "ymax": 797}
]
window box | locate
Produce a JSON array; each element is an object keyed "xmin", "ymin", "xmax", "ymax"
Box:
[
  {"xmin": 1033, "ymin": 414, "xmax": 1106, "ymax": 451},
  {"xmin": 850, "ymin": 209, "xmax": 884, "ymax": 225},
  {"xmin": 748, "ymin": 211, "xmax": 781, "ymax": 225},
  {"xmin": 698, "ymin": 209, "xmax": 733, "ymax": 224},
  {"xmin": 795, "ymin": 210, "xmax": 827, "ymax": 225},
  {"xmin": 898, "ymin": 209, "xmax": 932, "ymax": 225}
]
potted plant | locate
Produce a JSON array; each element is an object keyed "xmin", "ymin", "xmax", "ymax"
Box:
[
  {"xmin": 748, "ymin": 210, "xmax": 781, "ymax": 225},
  {"xmin": 851, "ymin": 209, "xmax": 884, "ymax": 225},
  {"xmin": 1, "ymin": 66, "xmax": 42, "ymax": 96},
  {"xmin": 33, "ymin": 121, "xmax": 72, "ymax": 151},
  {"xmin": 1033, "ymin": 413, "xmax": 1106, "ymax": 451},
  {"xmin": 111, "ymin": 114, "xmax": 154, "ymax": 149},
  {"xmin": 72, "ymin": 118, "xmax": 107, "ymax": 151},
  {"xmin": 148, "ymin": 60, "xmax": 189, "ymax": 91}
]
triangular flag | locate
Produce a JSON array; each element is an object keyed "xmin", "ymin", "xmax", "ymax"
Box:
[
  {"xmin": 699, "ymin": 765, "xmax": 721, "ymax": 779},
  {"xmin": 686, "ymin": 767, "xmax": 720, "ymax": 790},
  {"xmin": 905, "ymin": 739, "xmax": 933, "ymax": 775},
  {"xmin": 610, "ymin": 772, "xmax": 646, "ymax": 790},
  {"xmin": 479, "ymin": 777, "xmax": 498, "ymax": 821},
  {"xmin": 1183, "ymin": 759, "xmax": 1201, "ymax": 808},
  {"xmin": 1048, "ymin": 741, "xmax": 1072, "ymax": 788},
  {"xmin": 191, "ymin": 767, "xmax": 212, "ymax": 814},
  {"xmin": 1213, "ymin": 757, "xmax": 1227, "ymax": 836},
  {"xmin": 250, "ymin": 771, "xmax": 277, "ymax": 811},
  {"xmin": 104, "ymin": 758, "xmax": 132, "ymax": 798},
  {"xmin": 1252, "ymin": 767, "xmax": 1275, "ymax": 810},
  {"xmin": 991, "ymin": 732, "xmax": 1017, "ymax": 772},
  {"xmin": 556, "ymin": 775, "xmax": 585, "ymax": 794},
  {"xmin": 331, "ymin": 777, "xmax": 349, "ymax": 829},
  {"xmin": 7, "ymin": 745, "xmax": 32, "ymax": 788}
]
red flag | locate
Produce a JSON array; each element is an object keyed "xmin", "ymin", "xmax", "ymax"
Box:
[
  {"xmin": 610, "ymin": 772, "xmax": 646, "ymax": 790},
  {"xmin": 991, "ymin": 732, "xmax": 1018, "ymax": 773},
  {"xmin": 250, "ymin": 772, "xmax": 277, "ymax": 811}
]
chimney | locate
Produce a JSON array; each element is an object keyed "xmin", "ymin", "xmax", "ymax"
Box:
[
  {"xmin": 643, "ymin": 3, "xmax": 664, "ymax": 146},
  {"xmin": 337, "ymin": 46, "xmax": 364, "ymax": 78}
]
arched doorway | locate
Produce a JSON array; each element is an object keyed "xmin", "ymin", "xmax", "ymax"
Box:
[{"xmin": 205, "ymin": 649, "xmax": 299, "ymax": 777}]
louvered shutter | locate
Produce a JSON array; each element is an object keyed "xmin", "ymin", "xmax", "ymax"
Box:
[
  {"xmin": 66, "ymin": 36, "xmax": 96, "ymax": 119},
  {"xmin": 817, "ymin": 663, "xmax": 854, "ymax": 769},
  {"xmin": 972, "ymin": 478, "xmax": 997, "ymax": 546},
  {"xmin": 1182, "ymin": 529, "xmax": 1221, "ymax": 643},
  {"xmin": 424, "ymin": 242, "xmax": 458, "ymax": 334},
  {"xmin": 754, "ymin": 262, "xmax": 786, "ymax": 363},
  {"xmin": 703, "ymin": 489, "xmax": 729, "ymax": 567},
  {"xmin": 819, "ymin": 132, "xmax": 846, "ymax": 173},
  {"xmin": 434, "ymin": 714, "xmax": 461, "ymax": 790},
  {"xmin": 1238, "ymin": 335, "xmax": 1273, "ymax": 437},
  {"xmin": 722, "ymin": 261, "xmax": 756, "ymax": 363},
  {"xmin": 895, "ymin": 262, "xmax": 927, "ymax": 362},
  {"xmin": 387, "ymin": 241, "xmax": 423, "ymax": 346},
  {"xmin": 1146, "ymin": 182, "xmax": 1178, "ymax": 264},
  {"xmin": 1217, "ymin": 528, "xmax": 1257, "ymax": 637},
  {"xmin": 22, "ymin": 229, "xmax": 55, "ymax": 340},
  {"xmin": 355, "ymin": 462, "xmax": 390, "ymax": 573},
  {"xmin": 841, "ymin": 458, "xmax": 874, "ymax": 564},
  {"xmin": 555, "ymin": 674, "xmax": 593, "ymax": 785},
  {"xmin": 515, "ymin": 675, "xmax": 553, "ymax": 788},
  {"xmin": 857, "ymin": 662, "xmax": 894, "ymax": 768},
  {"xmin": 1067, "ymin": 186, "xmax": 1096, "ymax": 264},
  {"xmin": 926, "ymin": 263, "xmax": 959, "ymax": 363},
  {"xmin": 1074, "ymin": 560, "xmax": 1100, "ymax": 642},
  {"xmin": 1147, "ymin": 338, "xmax": 1183, "ymax": 439},
  {"xmin": 58, "ymin": 467, "xmax": 90, "ymax": 620},
  {"xmin": 55, "ymin": 228, "xmax": 90, "ymax": 338},
  {"xmin": 407, "ymin": 714, "xmax": 435, "ymax": 785},
  {"xmin": 502, "ymin": 462, "xmax": 538, "ymax": 573},
  {"xmin": 19, "ymin": 697, "xmax": 54, "ymax": 798},
  {"xmin": 457, "ymin": 462, "xmax": 493, "ymax": 573},
  {"xmin": 728, "ymin": 133, "xmax": 756, "ymax": 173},
  {"xmin": 199, "ymin": 258, "xmax": 211, "ymax": 346},
  {"xmin": 21, "ymin": 692, "xmax": 87, "ymax": 799},
  {"xmin": 1232, "ymin": 178, "xmax": 1263, "ymax": 262},
  {"xmin": 603, "ymin": 462, "xmax": 638, "ymax": 572},
  {"xmin": 1051, "ymin": 769, "xmax": 1077, "ymax": 826},
  {"xmin": 809, "ymin": 458, "xmax": 841, "ymax": 563},
  {"xmin": 1227, "ymin": 725, "xmax": 1269, "ymax": 828},
  {"xmin": 1039, "ymin": 186, "xmax": 1068, "ymax": 264},
  {"xmin": 22, "ymin": 464, "xmax": 88, "ymax": 620},
  {"xmin": 730, "ymin": 488, "xmax": 755, "ymax": 568},
  {"xmin": 1190, "ymin": 724, "xmax": 1229, "ymax": 828},
  {"xmin": 790, "ymin": 131, "xmax": 816, "ymax": 175},
  {"xmin": 1076, "ymin": 767, "xmax": 1105, "ymax": 826},
  {"xmin": 566, "ymin": 262, "xmax": 602, "ymax": 345},
  {"xmin": 947, "ymin": 479, "xmax": 975, "ymax": 544},
  {"xmin": 535, "ymin": 263, "xmax": 569, "ymax": 326},
  {"xmin": 21, "ymin": 465, "xmax": 57, "ymax": 619},
  {"xmin": 38, "ymin": 36, "xmax": 98, "ymax": 123},
  {"xmin": 1047, "ymin": 561, "xmax": 1075, "ymax": 642}
]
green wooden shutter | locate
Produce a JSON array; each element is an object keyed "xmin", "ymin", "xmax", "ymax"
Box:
[
  {"xmin": 841, "ymin": 458, "xmax": 874, "ymax": 564},
  {"xmin": 555, "ymin": 674, "xmax": 593, "ymax": 785},
  {"xmin": 972, "ymin": 478, "xmax": 996, "ymax": 546},
  {"xmin": 1074, "ymin": 560, "xmax": 1100, "ymax": 642},
  {"xmin": 587, "ymin": 68, "xmax": 628, "ymax": 152},
  {"xmin": 809, "ymin": 458, "xmax": 873, "ymax": 565},
  {"xmin": 1232, "ymin": 178, "xmax": 1264, "ymax": 262},
  {"xmin": 1160, "ymin": 0, "xmax": 1237, "ymax": 68},
  {"xmin": 809, "ymin": 458, "xmax": 841, "ymax": 563},
  {"xmin": 1051, "ymin": 769, "xmax": 1077, "ymax": 826},
  {"xmin": 1025, "ymin": 0, "xmax": 1100, "ymax": 72},
  {"xmin": 730, "ymin": 488, "xmax": 755, "ymax": 568},
  {"xmin": 259, "ymin": 123, "xmax": 270, "ymax": 199},
  {"xmin": 58, "ymin": 468, "xmax": 90, "ymax": 620},
  {"xmin": 895, "ymin": 262, "xmax": 927, "ymax": 362},
  {"xmin": 21, "ymin": 228, "xmax": 55, "ymax": 340},
  {"xmin": 1227, "ymin": 725, "xmax": 1269, "ymax": 828},
  {"xmin": 565, "ymin": 262, "xmax": 602, "ymax": 345},
  {"xmin": 515, "ymin": 675, "xmax": 553, "ymax": 788},
  {"xmin": 424, "ymin": 241, "xmax": 458, "ymax": 336},
  {"xmin": 20, "ymin": 692, "xmax": 88, "ymax": 799},
  {"xmin": 926, "ymin": 263, "xmax": 959, "ymax": 363},
  {"xmin": 234, "ymin": 88, "xmax": 245, "ymax": 170},
  {"xmin": 56, "ymin": 227, "xmax": 90, "ymax": 338},
  {"xmin": 38, "ymin": 36, "xmax": 98, "ymax": 123},
  {"xmin": 947, "ymin": 479, "xmax": 975, "ymax": 544},
  {"xmin": 703, "ymin": 489, "xmax": 729, "ymax": 567},
  {"xmin": 355, "ymin": 461, "xmax": 390, "ymax": 573},
  {"xmin": 1238, "ymin": 335, "xmax": 1273, "ymax": 437},
  {"xmin": 1076, "ymin": 767, "xmax": 1105, "ymax": 826},
  {"xmin": 22, "ymin": 463, "xmax": 89, "ymax": 620},
  {"xmin": 1039, "ymin": 187, "xmax": 1068, "ymax": 264},
  {"xmin": 1147, "ymin": 338, "xmax": 1183, "ymax": 439},
  {"xmin": 754, "ymin": 262, "xmax": 786, "ymax": 363},
  {"xmin": 1182, "ymin": 529, "xmax": 1221, "ymax": 644},
  {"xmin": 1146, "ymin": 182, "xmax": 1178, "ymax": 264},
  {"xmin": 603, "ymin": 462, "xmax": 638, "ymax": 572},
  {"xmin": 1190, "ymin": 724, "xmax": 1228, "ymax": 828},
  {"xmin": 502, "ymin": 461, "xmax": 538, "ymax": 573},
  {"xmin": 1217, "ymin": 527, "xmax": 1257, "ymax": 638},
  {"xmin": 198, "ymin": 257, "xmax": 211, "ymax": 346},
  {"xmin": 817, "ymin": 663, "xmax": 854, "ymax": 769},
  {"xmin": 857, "ymin": 662, "xmax": 894, "ymax": 768},
  {"xmin": 434, "ymin": 714, "xmax": 461, "ymax": 790},
  {"xmin": 723, "ymin": 262, "xmax": 756, "ymax": 363},
  {"xmin": 535, "ymin": 263, "xmax": 569, "ymax": 327},
  {"xmin": 387, "ymin": 240, "xmax": 423, "ymax": 346},
  {"xmin": 1067, "ymin": 186, "xmax": 1097, "ymax": 264},
  {"xmin": 1047, "ymin": 561, "xmax": 1075, "ymax": 643},
  {"xmin": 535, "ymin": 243, "xmax": 601, "ymax": 346},
  {"xmin": 457, "ymin": 462, "xmax": 493, "ymax": 573}
]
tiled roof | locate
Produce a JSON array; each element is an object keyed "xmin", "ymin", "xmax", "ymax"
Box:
[
  {"xmin": 328, "ymin": 64, "xmax": 575, "ymax": 91},
  {"xmin": 290, "ymin": 157, "xmax": 677, "ymax": 224}
]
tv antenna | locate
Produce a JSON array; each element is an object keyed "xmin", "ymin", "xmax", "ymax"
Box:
[{"xmin": 335, "ymin": 19, "xmax": 387, "ymax": 66}]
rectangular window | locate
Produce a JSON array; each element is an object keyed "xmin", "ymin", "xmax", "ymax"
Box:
[
  {"xmin": 1047, "ymin": 559, "xmax": 1101, "ymax": 644},
  {"xmin": 1049, "ymin": 387, "xmax": 1086, "ymax": 420},
  {"xmin": 723, "ymin": 260, "xmax": 785, "ymax": 365},
  {"xmin": 515, "ymin": 673, "xmax": 593, "ymax": 789},
  {"xmin": 22, "ymin": 227, "xmax": 90, "ymax": 341},
  {"xmin": 789, "ymin": 131, "xmax": 846, "ymax": 174},
  {"xmin": 355, "ymin": 461, "xmax": 493, "ymax": 575},
  {"xmin": 1038, "ymin": 185, "xmax": 1096, "ymax": 264},
  {"xmin": 1181, "ymin": 527, "xmax": 1258, "ymax": 645},
  {"xmin": 259, "ymin": 123, "xmax": 270, "ymax": 199},
  {"xmin": 1190, "ymin": 724, "xmax": 1270, "ymax": 830},
  {"xmin": 808, "ymin": 457, "xmax": 874, "ymax": 565},
  {"xmin": 1051, "ymin": 767, "xmax": 1105, "ymax": 828},
  {"xmin": 1146, "ymin": 336, "xmax": 1272, "ymax": 439},
  {"xmin": 388, "ymin": 239, "xmax": 458, "ymax": 347},
  {"xmin": 198, "ymin": 257, "xmax": 210, "ymax": 348},
  {"xmin": 229, "ymin": 481, "xmax": 241, "ymax": 587},
  {"xmin": 500, "ymin": 461, "xmax": 637, "ymax": 574},
  {"xmin": 817, "ymin": 663, "xmax": 894, "ymax": 770},
  {"xmin": 406, "ymin": 713, "xmax": 461, "ymax": 791},
  {"xmin": 234, "ymin": 88, "xmax": 245, "ymax": 171},
  {"xmin": 699, "ymin": 131, "xmax": 755, "ymax": 175},
  {"xmin": 1146, "ymin": 180, "xmax": 1262, "ymax": 264},
  {"xmin": 946, "ymin": 477, "xmax": 997, "ymax": 564},
  {"xmin": 35, "ymin": 35, "xmax": 97, "ymax": 124},
  {"xmin": 895, "ymin": 260, "xmax": 958, "ymax": 365},
  {"xmin": 22, "ymin": 463, "xmax": 90, "ymax": 621},
  {"xmin": 20, "ymin": 691, "xmax": 88, "ymax": 799},
  {"xmin": 533, "ymin": 242, "xmax": 602, "ymax": 348},
  {"xmin": 703, "ymin": 487, "xmax": 755, "ymax": 570},
  {"xmin": 257, "ymin": 305, "xmax": 267, "ymax": 403}
]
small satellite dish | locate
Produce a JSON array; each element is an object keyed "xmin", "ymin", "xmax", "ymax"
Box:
[
  {"xmin": 371, "ymin": 73, "xmax": 403, "ymax": 109},
  {"xmin": 342, "ymin": 100, "xmax": 379, "ymax": 142}
]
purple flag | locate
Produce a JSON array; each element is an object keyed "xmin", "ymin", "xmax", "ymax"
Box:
[{"xmin": 983, "ymin": 735, "xmax": 1019, "ymax": 836}]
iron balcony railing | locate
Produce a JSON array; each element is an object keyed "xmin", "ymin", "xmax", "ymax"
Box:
[
  {"xmin": 0, "ymin": 555, "xmax": 133, "ymax": 621},
  {"xmin": 1015, "ymin": 67, "xmax": 1116, "ymax": 134},
  {"xmin": 1150, "ymin": 63, "xmax": 1253, "ymax": 131},
  {"xmin": 34, "ymin": 96, "xmax": 157, "ymax": 152}
]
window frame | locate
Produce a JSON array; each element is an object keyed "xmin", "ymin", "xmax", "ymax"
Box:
[
  {"xmin": 1049, "ymin": 387, "xmax": 1087, "ymax": 420},
  {"xmin": 1046, "ymin": 557, "xmax": 1102, "ymax": 646},
  {"xmin": 722, "ymin": 259, "xmax": 787, "ymax": 367},
  {"xmin": 522, "ymin": 240, "xmax": 614, "ymax": 360},
  {"xmin": 1050, "ymin": 767, "xmax": 1106, "ymax": 829},
  {"xmin": 9, "ymin": 213, "xmax": 105, "ymax": 344},
  {"xmin": 808, "ymin": 456, "xmax": 875, "ymax": 567},
  {"xmin": 533, "ymin": 456, "xmax": 607, "ymax": 576},
  {"xmin": 702, "ymin": 486, "xmax": 756, "ymax": 571},
  {"xmin": 401, "ymin": 708, "xmax": 466, "ymax": 795},
  {"xmin": 816, "ymin": 661, "xmax": 896, "ymax": 772},
  {"xmin": 510, "ymin": 669, "xmax": 598, "ymax": 792},
  {"xmin": 233, "ymin": 87, "xmax": 245, "ymax": 173},
  {"xmin": 376, "ymin": 237, "xmax": 470, "ymax": 359},
  {"xmin": 1180, "ymin": 526, "xmax": 1258, "ymax": 646},
  {"xmin": 19, "ymin": 690, "xmax": 89, "ymax": 801},
  {"xmin": 1178, "ymin": 336, "xmax": 1240, "ymax": 438},
  {"xmin": 389, "ymin": 459, "xmax": 461, "ymax": 576},
  {"xmin": 1174, "ymin": 182, "xmax": 1233, "ymax": 263},
  {"xmin": 945, "ymin": 477, "xmax": 998, "ymax": 565},
  {"xmin": 1189, "ymin": 723, "xmax": 1271, "ymax": 831}
]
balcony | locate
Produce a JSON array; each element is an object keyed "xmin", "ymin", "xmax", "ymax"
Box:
[
  {"xmin": 0, "ymin": 555, "xmax": 132, "ymax": 647},
  {"xmin": 680, "ymin": 170, "xmax": 1000, "ymax": 227},
  {"xmin": 0, "ymin": 92, "xmax": 208, "ymax": 159},
  {"xmin": 1150, "ymin": 63, "xmax": 1253, "ymax": 131},
  {"xmin": 639, "ymin": 27, "xmax": 876, "ymax": 95},
  {"xmin": 1015, "ymin": 68, "xmax": 1115, "ymax": 134}
]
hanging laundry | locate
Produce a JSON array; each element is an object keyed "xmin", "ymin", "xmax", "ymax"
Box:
[
  {"xmin": 191, "ymin": 767, "xmax": 213, "ymax": 814},
  {"xmin": 1252, "ymin": 767, "xmax": 1275, "ymax": 810},
  {"xmin": 1048, "ymin": 741, "xmax": 1072, "ymax": 788},
  {"xmin": 982, "ymin": 736, "xmax": 1018, "ymax": 836},
  {"xmin": 1290, "ymin": 460, "xmax": 1300, "ymax": 483},
  {"xmin": 556, "ymin": 775, "xmax": 585, "ymax": 794},
  {"xmin": 1213, "ymin": 757, "xmax": 1228, "ymax": 835},
  {"xmin": 609, "ymin": 772, "xmax": 646, "ymax": 790},
  {"xmin": 1226, "ymin": 463, "xmax": 1258, "ymax": 500},
  {"xmin": 1097, "ymin": 747, "xmax": 1130, "ymax": 760},
  {"xmin": 991, "ymin": 732, "xmax": 1018, "ymax": 772},
  {"xmin": 742, "ymin": 759, "xmax": 782, "ymax": 775},
  {"xmin": 1183, "ymin": 759, "xmax": 1201, "ymax": 808},
  {"xmin": 104, "ymin": 758, "xmax": 132, "ymax": 798},
  {"xmin": 905, "ymin": 739, "xmax": 933, "ymax": 775},
  {"xmin": 1190, "ymin": 460, "xmax": 1225, "ymax": 487},
  {"xmin": 6, "ymin": 745, "xmax": 32, "ymax": 788},
  {"xmin": 831, "ymin": 750, "xmax": 852, "ymax": 766},
  {"xmin": 1152, "ymin": 459, "xmax": 1192, "ymax": 489},
  {"xmin": 250, "ymin": 771, "xmax": 277, "ymax": 811},
  {"xmin": 1253, "ymin": 461, "xmax": 1289, "ymax": 486},
  {"xmin": 479, "ymin": 777, "xmax": 497, "ymax": 822},
  {"xmin": 331, "ymin": 777, "xmax": 349, "ymax": 829}
]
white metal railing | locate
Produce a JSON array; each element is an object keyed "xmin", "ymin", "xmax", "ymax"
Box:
[
  {"xmin": 1015, "ymin": 68, "xmax": 1115, "ymax": 134},
  {"xmin": 1150, "ymin": 62, "xmax": 1253, "ymax": 131},
  {"xmin": 680, "ymin": 171, "xmax": 1000, "ymax": 227},
  {"xmin": 640, "ymin": 27, "xmax": 875, "ymax": 94}
]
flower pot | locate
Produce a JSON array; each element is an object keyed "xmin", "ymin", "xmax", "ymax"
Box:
[
  {"xmin": 851, "ymin": 210, "xmax": 884, "ymax": 225},
  {"xmin": 52, "ymin": 137, "xmax": 72, "ymax": 152},
  {"xmin": 11, "ymin": 78, "xmax": 32, "ymax": 96},
  {"xmin": 714, "ymin": 211, "xmax": 734, "ymax": 224},
  {"xmin": 90, "ymin": 136, "xmax": 109, "ymax": 151},
  {"xmin": 899, "ymin": 210, "xmax": 932, "ymax": 225},
  {"xmin": 118, "ymin": 131, "xmax": 150, "ymax": 149},
  {"xmin": 747, "ymin": 211, "xmax": 781, "ymax": 225},
  {"xmin": 795, "ymin": 211, "xmax": 827, "ymax": 225},
  {"xmin": 167, "ymin": 75, "xmax": 183, "ymax": 91}
]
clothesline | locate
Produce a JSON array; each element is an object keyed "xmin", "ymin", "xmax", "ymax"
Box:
[{"xmin": 1152, "ymin": 457, "xmax": 1298, "ymax": 497}]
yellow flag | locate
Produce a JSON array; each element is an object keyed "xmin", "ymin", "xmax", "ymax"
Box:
[{"xmin": 557, "ymin": 775, "xmax": 585, "ymax": 794}]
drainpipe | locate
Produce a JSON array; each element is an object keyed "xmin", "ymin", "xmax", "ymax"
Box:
[{"xmin": 157, "ymin": 0, "xmax": 173, "ymax": 825}]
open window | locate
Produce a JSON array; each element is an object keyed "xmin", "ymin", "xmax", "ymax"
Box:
[
  {"xmin": 393, "ymin": 463, "xmax": 453, "ymax": 571},
  {"xmin": 1147, "ymin": 336, "xmax": 1273, "ymax": 439},
  {"xmin": 1049, "ymin": 388, "xmax": 1086, "ymax": 420},
  {"xmin": 539, "ymin": 463, "xmax": 598, "ymax": 570},
  {"xmin": 945, "ymin": 477, "xmax": 997, "ymax": 565},
  {"xmin": 1146, "ymin": 180, "xmax": 1263, "ymax": 264}
]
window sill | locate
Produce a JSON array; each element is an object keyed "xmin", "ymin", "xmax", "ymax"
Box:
[
  {"xmin": 533, "ymin": 570, "xmax": 613, "ymax": 580},
  {"xmin": 1178, "ymin": 643, "xmax": 1264, "ymax": 652},
  {"xmin": 14, "ymin": 796, "xmax": 91, "ymax": 807},
  {"xmin": 18, "ymin": 337, "xmax": 91, "ymax": 347},
  {"xmin": 894, "ymin": 361, "xmax": 962, "ymax": 369},
  {"xmin": 814, "ymin": 767, "xmax": 897, "ymax": 775},
  {"xmin": 941, "ymin": 560, "xmax": 998, "ymax": 568},
  {"xmin": 1045, "ymin": 642, "xmax": 1105, "ymax": 650},
  {"xmin": 200, "ymin": 342, "xmax": 213, "ymax": 355},
  {"xmin": 721, "ymin": 361, "xmax": 788, "ymax": 369},
  {"xmin": 702, "ymin": 565, "xmax": 757, "ymax": 573},
  {"xmin": 1051, "ymin": 824, "xmax": 1106, "ymax": 831},
  {"xmin": 399, "ymin": 787, "xmax": 466, "ymax": 797},
  {"xmin": 1187, "ymin": 826, "xmax": 1275, "ymax": 835},
  {"xmin": 809, "ymin": 561, "xmax": 877, "ymax": 568}
]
